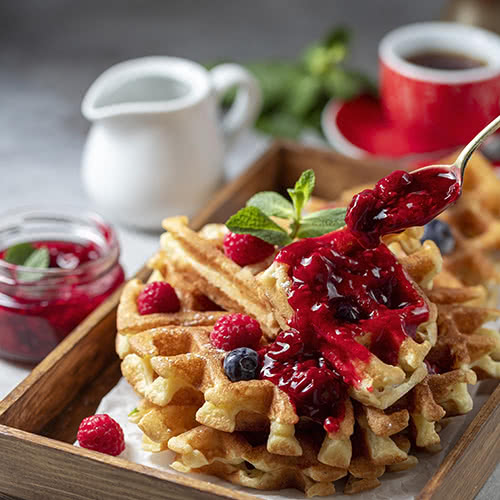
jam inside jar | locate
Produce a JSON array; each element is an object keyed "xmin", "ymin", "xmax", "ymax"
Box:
[{"xmin": 0, "ymin": 208, "xmax": 125, "ymax": 362}]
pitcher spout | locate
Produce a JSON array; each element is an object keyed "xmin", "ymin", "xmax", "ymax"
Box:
[{"xmin": 82, "ymin": 56, "xmax": 211, "ymax": 121}]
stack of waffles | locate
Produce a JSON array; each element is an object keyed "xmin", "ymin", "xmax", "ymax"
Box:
[{"xmin": 117, "ymin": 214, "xmax": 500, "ymax": 496}]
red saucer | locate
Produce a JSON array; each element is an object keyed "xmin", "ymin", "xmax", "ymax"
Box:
[{"xmin": 321, "ymin": 95, "xmax": 458, "ymax": 164}]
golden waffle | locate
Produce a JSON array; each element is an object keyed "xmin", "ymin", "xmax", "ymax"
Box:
[
  {"xmin": 160, "ymin": 216, "xmax": 280, "ymax": 339},
  {"xmin": 117, "ymin": 279, "xmax": 226, "ymax": 335},
  {"xmin": 394, "ymin": 283, "xmax": 500, "ymax": 453},
  {"xmin": 396, "ymin": 367, "xmax": 477, "ymax": 454},
  {"xmin": 436, "ymin": 152, "xmax": 500, "ymax": 292},
  {"xmin": 169, "ymin": 426, "xmax": 346, "ymax": 497},
  {"xmin": 121, "ymin": 324, "xmax": 301, "ymax": 451},
  {"xmin": 116, "ymin": 277, "xmax": 227, "ymax": 359},
  {"xmin": 384, "ymin": 227, "xmax": 443, "ymax": 291},
  {"xmin": 166, "ymin": 409, "xmax": 424, "ymax": 496},
  {"xmin": 131, "ymin": 396, "xmax": 349, "ymax": 496},
  {"xmin": 129, "ymin": 398, "xmax": 201, "ymax": 452},
  {"xmin": 131, "ymin": 395, "xmax": 418, "ymax": 496},
  {"xmin": 426, "ymin": 286, "xmax": 500, "ymax": 379},
  {"xmin": 148, "ymin": 251, "xmax": 224, "ymax": 311}
]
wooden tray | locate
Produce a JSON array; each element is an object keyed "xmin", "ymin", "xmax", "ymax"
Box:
[{"xmin": 0, "ymin": 142, "xmax": 498, "ymax": 500}]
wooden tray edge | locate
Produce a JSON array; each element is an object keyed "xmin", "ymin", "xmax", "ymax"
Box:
[
  {"xmin": 418, "ymin": 383, "xmax": 500, "ymax": 500},
  {"xmin": 0, "ymin": 424, "xmax": 264, "ymax": 500}
]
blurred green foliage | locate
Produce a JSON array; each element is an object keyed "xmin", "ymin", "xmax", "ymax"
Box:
[{"xmin": 207, "ymin": 27, "xmax": 375, "ymax": 139}]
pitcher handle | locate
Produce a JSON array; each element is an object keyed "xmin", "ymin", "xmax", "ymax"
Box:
[{"xmin": 210, "ymin": 63, "xmax": 262, "ymax": 145}]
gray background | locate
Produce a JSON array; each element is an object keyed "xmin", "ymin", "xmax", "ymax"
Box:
[
  {"xmin": 0, "ymin": 0, "xmax": 447, "ymax": 192},
  {"xmin": 0, "ymin": 1, "xmax": 498, "ymax": 498}
]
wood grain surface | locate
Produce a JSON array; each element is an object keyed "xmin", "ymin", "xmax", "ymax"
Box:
[
  {"xmin": 0, "ymin": 425, "xmax": 261, "ymax": 500},
  {"xmin": 0, "ymin": 142, "xmax": 497, "ymax": 500}
]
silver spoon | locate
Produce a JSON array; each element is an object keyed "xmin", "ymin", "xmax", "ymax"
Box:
[{"xmin": 455, "ymin": 114, "xmax": 500, "ymax": 178}]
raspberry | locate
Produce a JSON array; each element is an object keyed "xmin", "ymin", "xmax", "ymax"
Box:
[
  {"xmin": 137, "ymin": 281, "xmax": 180, "ymax": 315},
  {"xmin": 210, "ymin": 313, "xmax": 262, "ymax": 351},
  {"xmin": 223, "ymin": 232, "xmax": 274, "ymax": 266},
  {"xmin": 77, "ymin": 414, "xmax": 125, "ymax": 456}
]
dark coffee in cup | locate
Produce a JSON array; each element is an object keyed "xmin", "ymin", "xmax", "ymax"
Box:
[
  {"xmin": 379, "ymin": 22, "xmax": 500, "ymax": 149},
  {"xmin": 405, "ymin": 50, "xmax": 487, "ymax": 70}
]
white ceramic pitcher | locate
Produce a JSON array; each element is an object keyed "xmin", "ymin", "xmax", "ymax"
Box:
[{"xmin": 81, "ymin": 57, "xmax": 261, "ymax": 229}]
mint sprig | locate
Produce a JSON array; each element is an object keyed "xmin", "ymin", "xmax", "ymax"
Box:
[
  {"xmin": 3, "ymin": 242, "xmax": 50, "ymax": 282},
  {"xmin": 208, "ymin": 26, "xmax": 375, "ymax": 139},
  {"xmin": 226, "ymin": 169, "xmax": 347, "ymax": 246}
]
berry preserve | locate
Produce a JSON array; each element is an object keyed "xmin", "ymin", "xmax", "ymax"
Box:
[
  {"xmin": 346, "ymin": 166, "xmax": 461, "ymax": 248},
  {"xmin": 259, "ymin": 229, "xmax": 429, "ymax": 432},
  {"xmin": 0, "ymin": 208, "xmax": 125, "ymax": 362},
  {"xmin": 258, "ymin": 165, "xmax": 462, "ymax": 432}
]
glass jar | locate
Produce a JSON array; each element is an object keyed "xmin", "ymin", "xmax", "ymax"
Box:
[{"xmin": 0, "ymin": 207, "xmax": 125, "ymax": 362}]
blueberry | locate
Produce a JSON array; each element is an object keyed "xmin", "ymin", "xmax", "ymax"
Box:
[
  {"xmin": 422, "ymin": 220, "xmax": 455, "ymax": 255},
  {"xmin": 224, "ymin": 347, "xmax": 259, "ymax": 382},
  {"xmin": 331, "ymin": 298, "xmax": 364, "ymax": 322}
]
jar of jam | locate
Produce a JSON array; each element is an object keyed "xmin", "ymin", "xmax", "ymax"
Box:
[{"xmin": 0, "ymin": 207, "xmax": 125, "ymax": 362}]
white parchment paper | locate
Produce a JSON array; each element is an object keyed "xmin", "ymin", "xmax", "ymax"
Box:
[{"xmin": 90, "ymin": 376, "xmax": 498, "ymax": 499}]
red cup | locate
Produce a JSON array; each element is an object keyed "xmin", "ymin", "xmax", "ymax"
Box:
[{"xmin": 379, "ymin": 22, "xmax": 500, "ymax": 151}]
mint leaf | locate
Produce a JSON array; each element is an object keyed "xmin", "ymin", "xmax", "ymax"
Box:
[
  {"xmin": 288, "ymin": 169, "xmax": 315, "ymax": 219},
  {"xmin": 247, "ymin": 192, "xmax": 293, "ymax": 219},
  {"xmin": 302, "ymin": 45, "xmax": 330, "ymax": 76},
  {"xmin": 284, "ymin": 74, "xmax": 323, "ymax": 119},
  {"xmin": 323, "ymin": 68, "xmax": 373, "ymax": 101},
  {"xmin": 246, "ymin": 62, "xmax": 302, "ymax": 113},
  {"xmin": 226, "ymin": 206, "xmax": 292, "ymax": 247},
  {"xmin": 302, "ymin": 28, "xmax": 350, "ymax": 76},
  {"xmin": 17, "ymin": 247, "xmax": 50, "ymax": 283},
  {"xmin": 256, "ymin": 112, "xmax": 303, "ymax": 139},
  {"xmin": 324, "ymin": 26, "xmax": 350, "ymax": 51},
  {"xmin": 297, "ymin": 208, "xmax": 347, "ymax": 238},
  {"xmin": 24, "ymin": 247, "xmax": 49, "ymax": 268},
  {"xmin": 294, "ymin": 170, "xmax": 315, "ymax": 200},
  {"xmin": 4, "ymin": 243, "xmax": 36, "ymax": 265},
  {"xmin": 128, "ymin": 408, "xmax": 139, "ymax": 417}
]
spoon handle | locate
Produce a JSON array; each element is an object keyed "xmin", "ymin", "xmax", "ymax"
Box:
[{"xmin": 455, "ymin": 115, "xmax": 500, "ymax": 176}]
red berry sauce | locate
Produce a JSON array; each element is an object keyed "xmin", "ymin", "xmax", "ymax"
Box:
[
  {"xmin": 346, "ymin": 167, "xmax": 461, "ymax": 248},
  {"xmin": 259, "ymin": 166, "xmax": 462, "ymax": 432},
  {"xmin": 259, "ymin": 229, "xmax": 429, "ymax": 432},
  {"xmin": 35, "ymin": 240, "xmax": 101, "ymax": 269},
  {"xmin": 0, "ymin": 240, "xmax": 124, "ymax": 362},
  {"xmin": 260, "ymin": 329, "xmax": 347, "ymax": 433}
]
